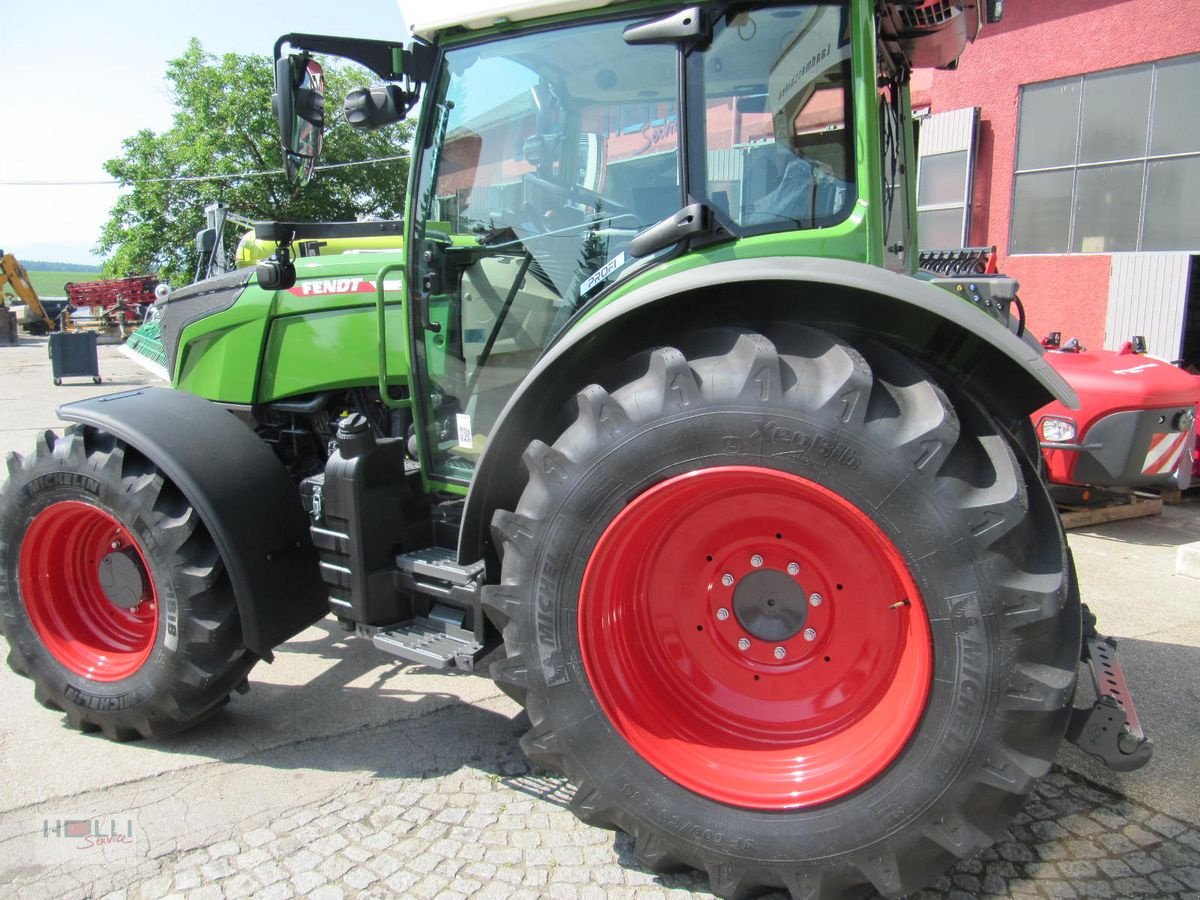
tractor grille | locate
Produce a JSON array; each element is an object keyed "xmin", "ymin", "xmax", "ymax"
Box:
[{"xmin": 898, "ymin": 0, "xmax": 955, "ymax": 29}]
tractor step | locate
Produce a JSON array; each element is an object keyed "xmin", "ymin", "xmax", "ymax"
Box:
[
  {"xmin": 396, "ymin": 546, "xmax": 485, "ymax": 587},
  {"xmin": 1066, "ymin": 605, "xmax": 1153, "ymax": 771},
  {"xmin": 365, "ymin": 603, "xmax": 484, "ymax": 670},
  {"xmin": 367, "ymin": 548, "xmax": 490, "ymax": 671}
]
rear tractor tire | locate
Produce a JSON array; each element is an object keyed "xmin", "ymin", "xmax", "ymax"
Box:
[
  {"xmin": 0, "ymin": 425, "xmax": 256, "ymax": 740},
  {"xmin": 485, "ymin": 326, "xmax": 1080, "ymax": 898}
]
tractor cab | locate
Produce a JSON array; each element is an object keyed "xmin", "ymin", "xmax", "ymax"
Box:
[
  {"xmin": 272, "ymin": 0, "xmax": 989, "ymax": 487},
  {"xmin": 410, "ymin": 4, "xmax": 862, "ymax": 483}
]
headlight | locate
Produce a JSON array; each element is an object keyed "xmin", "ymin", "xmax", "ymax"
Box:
[{"xmin": 1039, "ymin": 416, "xmax": 1077, "ymax": 443}]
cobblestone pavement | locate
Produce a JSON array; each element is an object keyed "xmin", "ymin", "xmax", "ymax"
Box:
[{"xmin": 3, "ymin": 696, "xmax": 1198, "ymax": 900}]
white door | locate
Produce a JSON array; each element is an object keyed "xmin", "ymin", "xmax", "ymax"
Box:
[
  {"xmin": 916, "ymin": 107, "xmax": 979, "ymax": 249},
  {"xmin": 1105, "ymin": 253, "xmax": 1192, "ymax": 357}
]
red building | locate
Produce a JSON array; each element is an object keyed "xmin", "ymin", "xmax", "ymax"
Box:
[{"xmin": 922, "ymin": 0, "xmax": 1200, "ymax": 366}]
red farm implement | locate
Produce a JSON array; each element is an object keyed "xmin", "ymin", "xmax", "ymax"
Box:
[{"xmin": 65, "ymin": 275, "xmax": 160, "ymax": 334}]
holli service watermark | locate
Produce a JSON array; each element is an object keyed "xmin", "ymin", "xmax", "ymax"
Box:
[{"xmin": 42, "ymin": 818, "xmax": 135, "ymax": 850}]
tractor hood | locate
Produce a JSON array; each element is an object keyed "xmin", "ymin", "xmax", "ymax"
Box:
[{"xmin": 1044, "ymin": 348, "xmax": 1200, "ymax": 410}]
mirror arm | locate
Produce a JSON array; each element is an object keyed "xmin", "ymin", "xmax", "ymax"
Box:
[{"xmin": 274, "ymin": 33, "xmax": 434, "ymax": 83}]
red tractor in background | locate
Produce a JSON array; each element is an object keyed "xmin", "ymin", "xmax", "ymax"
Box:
[
  {"xmin": 1036, "ymin": 334, "xmax": 1200, "ymax": 491},
  {"xmin": 919, "ymin": 248, "xmax": 1200, "ymax": 493}
]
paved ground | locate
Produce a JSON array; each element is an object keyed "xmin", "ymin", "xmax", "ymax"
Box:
[{"xmin": 0, "ymin": 335, "xmax": 1198, "ymax": 899}]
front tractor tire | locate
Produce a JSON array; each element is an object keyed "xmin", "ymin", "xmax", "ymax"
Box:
[
  {"xmin": 0, "ymin": 426, "xmax": 256, "ymax": 740},
  {"xmin": 485, "ymin": 327, "xmax": 1080, "ymax": 898}
]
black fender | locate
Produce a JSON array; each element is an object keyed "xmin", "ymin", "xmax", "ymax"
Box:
[
  {"xmin": 459, "ymin": 256, "xmax": 1078, "ymax": 567},
  {"xmin": 58, "ymin": 387, "xmax": 326, "ymax": 656}
]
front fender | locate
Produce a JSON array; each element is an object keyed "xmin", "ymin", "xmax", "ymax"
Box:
[
  {"xmin": 458, "ymin": 257, "xmax": 1079, "ymax": 569},
  {"xmin": 59, "ymin": 387, "xmax": 325, "ymax": 656}
]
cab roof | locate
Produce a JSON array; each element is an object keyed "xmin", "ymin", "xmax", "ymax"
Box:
[{"xmin": 406, "ymin": 0, "xmax": 619, "ymax": 42}]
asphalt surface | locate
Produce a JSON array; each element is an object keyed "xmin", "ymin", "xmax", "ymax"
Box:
[{"xmin": 0, "ymin": 334, "xmax": 1198, "ymax": 899}]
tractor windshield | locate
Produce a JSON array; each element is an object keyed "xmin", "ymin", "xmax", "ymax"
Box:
[
  {"xmin": 411, "ymin": 3, "xmax": 854, "ymax": 483},
  {"xmin": 413, "ymin": 18, "xmax": 681, "ymax": 301}
]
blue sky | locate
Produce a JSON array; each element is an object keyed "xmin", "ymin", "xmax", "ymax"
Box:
[{"xmin": 0, "ymin": 0, "xmax": 410, "ymax": 265}]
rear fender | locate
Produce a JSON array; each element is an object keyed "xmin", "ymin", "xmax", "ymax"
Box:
[
  {"xmin": 458, "ymin": 256, "xmax": 1078, "ymax": 568},
  {"xmin": 58, "ymin": 387, "xmax": 326, "ymax": 656}
]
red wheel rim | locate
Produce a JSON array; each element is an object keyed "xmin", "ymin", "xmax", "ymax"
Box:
[
  {"xmin": 19, "ymin": 501, "xmax": 157, "ymax": 681},
  {"xmin": 579, "ymin": 467, "xmax": 932, "ymax": 810}
]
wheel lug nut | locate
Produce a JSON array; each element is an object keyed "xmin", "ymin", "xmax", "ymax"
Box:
[
  {"xmin": 804, "ymin": 628, "xmax": 817, "ymax": 642},
  {"xmin": 773, "ymin": 646, "xmax": 786, "ymax": 659},
  {"xmin": 750, "ymin": 554, "xmax": 763, "ymax": 568},
  {"xmin": 721, "ymin": 573, "xmax": 735, "ymax": 587},
  {"xmin": 737, "ymin": 638, "xmax": 751, "ymax": 651},
  {"xmin": 809, "ymin": 592, "xmax": 822, "ymax": 607},
  {"xmin": 787, "ymin": 562, "xmax": 800, "ymax": 576},
  {"xmin": 716, "ymin": 607, "xmax": 730, "ymax": 621},
  {"xmin": 110, "ymin": 541, "xmax": 120, "ymax": 550}
]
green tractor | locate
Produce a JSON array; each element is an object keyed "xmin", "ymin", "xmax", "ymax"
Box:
[{"xmin": 0, "ymin": 2, "xmax": 1152, "ymax": 896}]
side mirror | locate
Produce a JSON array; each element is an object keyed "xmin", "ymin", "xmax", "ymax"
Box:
[
  {"xmin": 256, "ymin": 257, "xmax": 296, "ymax": 291},
  {"xmin": 343, "ymin": 84, "xmax": 408, "ymax": 130},
  {"xmin": 273, "ymin": 54, "xmax": 326, "ymax": 185}
]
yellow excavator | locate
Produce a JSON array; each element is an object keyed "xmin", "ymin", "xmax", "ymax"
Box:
[{"xmin": 0, "ymin": 251, "xmax": 69, "ymax": 334}]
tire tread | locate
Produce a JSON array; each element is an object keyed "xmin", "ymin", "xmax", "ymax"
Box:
[{"xmin": 487, "ymin": 326, "xmax": 1078, "ymax": 898}]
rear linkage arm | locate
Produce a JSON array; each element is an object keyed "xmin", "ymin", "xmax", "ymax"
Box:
[{"xmin": 1066, "ymin": 604, "xmax": 1154, "ymax": 772}]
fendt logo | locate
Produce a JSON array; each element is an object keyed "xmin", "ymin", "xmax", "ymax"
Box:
[
  {"xmin": 286, "ymin": 277, "xmax": 404, "ymax": 298},
  {"xmin": 289, "ymin": 277, "xmax": 371, "ymax": 296}
]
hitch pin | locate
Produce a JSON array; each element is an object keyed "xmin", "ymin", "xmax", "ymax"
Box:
[{"xmin": 888, "ymin": 599, "xmax": 910, "ymax": 609}]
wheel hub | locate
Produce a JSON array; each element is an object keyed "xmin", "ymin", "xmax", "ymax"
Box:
[
  {"xmin": 710, "ymin": 546, "xmax": 830, "ymax": 667},
  {"xmin": 732, "ymin": 568, "xmax": 807, "ymax": 641},
  {"xmin": 98, "ymin": 549, "xmax": 149, "ymax": 610}
]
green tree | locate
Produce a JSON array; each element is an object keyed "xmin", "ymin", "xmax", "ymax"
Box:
[{"xmin": 98, "ymin": 39, "xmax": 413, "ymax": 286}]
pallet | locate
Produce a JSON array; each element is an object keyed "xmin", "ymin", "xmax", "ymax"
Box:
[
  {"xmin": 1057, "ymin": 491, "xmax": 1163, "ymax": 530},
  {"xmin": 1156, "ymin": 487, "xmax": 1200, "ymax": 505}
]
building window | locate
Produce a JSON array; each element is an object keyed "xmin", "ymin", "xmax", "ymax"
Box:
[
  {"xmin": 1011, "ymin": 54, "xmax": 1200, "ymax": 254},
  {"xmin": 916, "ymin": 107, "xmax": 979, "ymax": 248}
]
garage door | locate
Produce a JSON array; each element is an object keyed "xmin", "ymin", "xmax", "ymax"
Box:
[{"xmin": 1105, "ymin": 253, "xmax": 1192, "ymax": 357}]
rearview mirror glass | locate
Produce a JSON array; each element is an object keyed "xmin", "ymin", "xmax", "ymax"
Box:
[{"xmin": 273, "ymin": 55, "xmax": 326, "ymax": 185}]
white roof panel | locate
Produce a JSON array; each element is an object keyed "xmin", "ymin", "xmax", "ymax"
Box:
[{"xmin": 403, "ymin": 0, "xmax": 619, "ymax": 41}]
